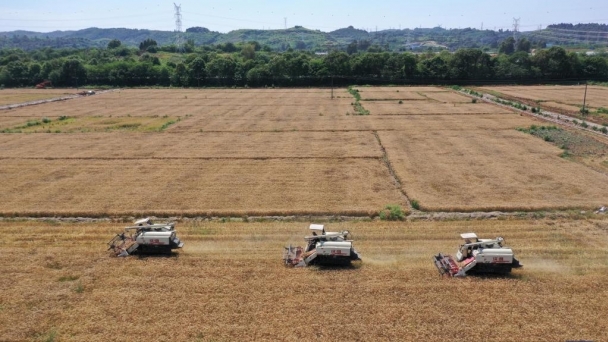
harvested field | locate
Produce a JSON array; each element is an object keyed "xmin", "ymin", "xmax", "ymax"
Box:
[
  {"xmin": 1, "ymin": 219, "xmax": 607, "ymax": 341},
  {"xmin": 356, "ymin": 86, "xmax": 447, "ymax": 92},
  {"xmin": 478, "ymin": 85, "xmax": 608, "ymax": 109},
  {"xmin": 0, "ymin": 115, "xmax": 180, "ymax": 133},
  {"xmin": 363, "ymin": 101, "xmax": 512, "ymax": 115},
  {"xmin": 170, "ymin": 113, "xmax": 539, "ymax": 132},
  {"xmin": 1, "ymin": 86, "xmax": 606, "ymax": 216},
  {"xmin": 0, "ymin": 88, "xmax": 77, "ymax": 106},
  {"xmin": 542, "ymin": 101, "xmax": 582, "ymax": 113},
  {"xmin": 379, "ymin": 129, "xmax": 608, "ymax": 211},
  {"xmin": 358, "ymin": 90, "xmax": 428, "ymax": 101},
  {"xmin": 421, "ymin": 91, "xmax": 475, "ymax": 103},
  {"xmin": 1, "ymin": 93, "xmax": 353, "ymax": 118},
  {"xmin": 0, "ymin": 158, "xmax": 403, "ymax": 216},
  {"xmin": 0, "ymin": 131, "xmax": 382, "ymax": 159}
]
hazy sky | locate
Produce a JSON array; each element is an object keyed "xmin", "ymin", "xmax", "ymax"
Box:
[{"xmin": 1, "ymin": 0, "xmax": 607, "ymax": 33}]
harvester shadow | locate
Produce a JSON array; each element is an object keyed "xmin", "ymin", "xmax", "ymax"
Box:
[
  {"xmin": 133, "ymin": 253, "xmax": 180, "ymax": 260},
  {"xmin": 466, "ymin": 272, "xmax": 525, "ymax": 280},
  {"xmin": 309, "ymin": 261, "xmax": 363, "ymax": 272}
]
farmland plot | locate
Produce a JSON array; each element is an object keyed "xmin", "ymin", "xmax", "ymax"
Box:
[
  {"xmin": 0, "ymin": 88, "xmax": 77, "ymax": 106},
  {"xmin": 0, "ymin": 131, "xmax": 382, "ymax": 159},
  {"xmin": 478, "ymin": 85, "xmax": 608, "ymax": 109},
  {"xmin": 379, "ymin": 129, "xmax": 608, "ymax": 211},
  {"xmin": 363, "ymin": 101, "xmax": 512, "ymax": 115},
  {"xmin": 0, "ymin": 219, "xmax": 606, "ymax": 341},
  {"xmin": 0, "ymin": 158, "xmax": 403, "ymax": 216}
]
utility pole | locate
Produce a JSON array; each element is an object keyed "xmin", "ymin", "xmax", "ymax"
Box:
[
  {"xmin": 174, "ymin": 3, "xmax": 184, "ymax": 53},
  {"xmin": 582, "ymin": 81, "xmax": 589, "ymax": 115}
]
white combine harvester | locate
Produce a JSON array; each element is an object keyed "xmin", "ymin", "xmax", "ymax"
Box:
[
  {"xmin": 433, "ymin": 233, "xmax": 522, "ymax": 277},
  {"xmin": 108, "ymin": 218, "xmax": 184, "ymax": 256},
  {"xmin": 283, "ymin": 224, "xmax": 361, "ymax": 267}
]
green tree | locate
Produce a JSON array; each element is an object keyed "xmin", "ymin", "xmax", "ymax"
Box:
[
  {"xmin": 206, "ymin": 56, "xmax": 237, "ymax": 85},
  {"xmin": 28, "ymin": 63, "xmax": 42, "ymax": 84},
  {"xmin": 4, "ymin": 61, "xmax": 28, "ymax": 86},
  {"xmin": 139, "ymin": 39, "xmax": 158, "ymax": 52},
  {"xmin": 346, "ymin": 41, "xmax": 358, "ymax": 55},
  {"xmin": 246, "ymin": 65, "xmax": 270, "ymax": 87},
  {"xmin": 516, "ymin": 38, "xmax": 531, "ymax": 53},
  {"xmin": 498, "ymin": 37, "xmax": 515, "ymax": 55},
  {"xmin": 107, "ymin": 39, "xmax": 122, "ymax": 49},
  {"xmin": 171, "ymin": 63, "xmax": 187, "ymax": 86},
  {"xmin": 188, "ymin": 57, "xmax": 206, "ymax": 87},
  {"xmin": 241, "ymin": 44, "xmax": 256, "ymax": 61},
  {"xmin": 581, "ymin": 55, "xmax": 608, "ymax": 79},
  {"xmin": 532, "ymin": 47, "xmax": 576, "ymax": 79},
  {"xmin": 449, "ymin": 49, "xmax": 493, "ymax": 80},
  {"xmin": 324, "ymin": 51, "xmax": 350, "ymax": 76},
  {"xmin": 60, "ymin": 59, "xmax": 87, "ymax": 87},
  {"xmin": 417, "ymin": 54, "xmax": 450, "ymax": 79}
]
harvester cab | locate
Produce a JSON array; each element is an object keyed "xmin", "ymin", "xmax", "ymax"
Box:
[
  {"xmin": 433, "ymin": 233, "xmax": 522, "ymax": 277},
  {"xmin": 108, "ymin": 218, "xmax": 184, "ymax": 257},
  {"xmin": 283, "ymin": 224, "xmax": 361, "ymax": 267}
]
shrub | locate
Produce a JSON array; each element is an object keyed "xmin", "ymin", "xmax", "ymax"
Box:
[
  {"xmin": 58, "ymin": 116, "xmax": 69, "ymax": 121},
  {"xmin": 42, "ymin": 117, "xmax": 52, "ymax": 124},
  {"xmin": 379, "ymin": 204, "xmax": 405, "ymax": 221},
  {"xmin": 471, "ymin": 99, "xmax": 477, "ymax": 104},
  {"xmin": 410, "ymin": 199, "xmax": 420, "ymax": 210},
  {"xmin": 398, "ymin": 100, "xmax": 403, "ymax": 104}
]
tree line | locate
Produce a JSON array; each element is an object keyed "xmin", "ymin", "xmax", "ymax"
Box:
[{"xmin": 1, "ymin": 38, "xmax": 607, "ymax": 88}]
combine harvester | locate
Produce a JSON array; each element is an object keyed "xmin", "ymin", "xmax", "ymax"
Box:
[
  {"xmin": 433, "ymin": 233, "xmax": 522, "ymax": 277},
  {"xmin": 283, "ymin": 224, "xmax": 361, "ymax": 267},
  {"xmin": 108, "ymin": 218, "xmax": 184, "ymax": 257}
]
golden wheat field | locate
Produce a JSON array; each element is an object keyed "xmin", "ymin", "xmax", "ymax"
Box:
[
  {"xmin": 380, "ymin": 129, "xmax": 608, "ymax": 211},
  {"xmin": 0, "ymin": 219, "xmax": 607, "ymax": 341},
  {"xmin": 3, "ymin": 87, "xmax": 608, "ymax": 213},
  {"xmin": 0, "ymin": 158, "xmax": 404, "ymax": 217},
  {"xmin": 0, "ymin": 89, "xmax": 78, "ymax": 106},
  {"xmin": 477, "ymin": 85, "xmax": 608, "ymax": 110},
  {"xmin": 3, "ymin": 87, "xmax": 608, "ymax": 342}
]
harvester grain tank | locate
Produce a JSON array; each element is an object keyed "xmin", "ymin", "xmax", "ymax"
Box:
[
  {"xmin": 108, "ymin": 218, "xmax": 184, "ymax": 256},
  {"xmin": 433, "ymin": 233, "xmax": 522, "ymax": 277},
  {"xmin": 283, "ymin": 224, "xmax": 361, "ymax": 267}
]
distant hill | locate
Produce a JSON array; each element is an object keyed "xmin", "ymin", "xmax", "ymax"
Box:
[{"xmin": 1, "ymin": 24, "xmax": 605, "ymax": 51}]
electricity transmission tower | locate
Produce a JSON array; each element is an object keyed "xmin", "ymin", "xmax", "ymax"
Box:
[
  {"xmin": 174, "ymin": 3, "xmax": 184, "ymax": 52},
  {"xmin": 512, "ymin": 17, "xmax": 520, "ymax": 39}
]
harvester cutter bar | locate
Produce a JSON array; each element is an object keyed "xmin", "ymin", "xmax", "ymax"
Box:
[{"xmin": 433, "ymin": 253, "xmax": 460, "ymax": 277}]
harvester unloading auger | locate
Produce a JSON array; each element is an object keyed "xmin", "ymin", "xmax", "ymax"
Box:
[
  {"xmin": 433, "ymin": 233, "xmax": 522, "ymax": 277},
  {"xmin": 108, "ymin": 218, "xmax": 184, "ymax": 257},
  {"xmin": 283, "ymin": 224, "xmax": 361, "ymax": 267}
]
